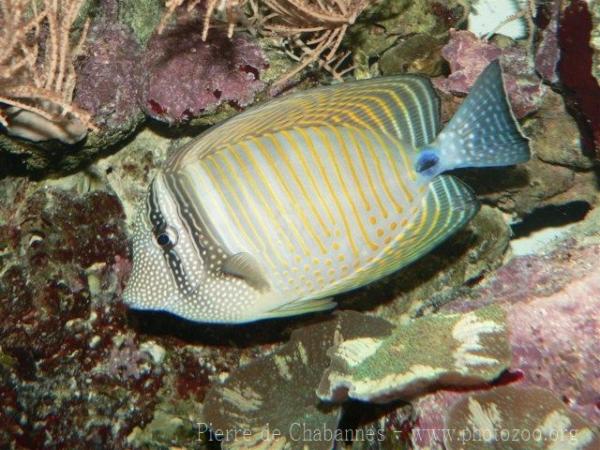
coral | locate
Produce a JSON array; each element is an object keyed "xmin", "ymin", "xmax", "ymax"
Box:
[
  {"xmin": 262, "ymin": 0, "xmax": 375, "ymax": 89},
  {"xmin": 435, "ymin": 29, "xmax": 502, "ymax": 90},
  {"xmin": 159, "ymin": 0, "xmax": 247, "ymax": 41},
  {"xmin": 157, "ymin": 0, "xmax": 377, "ymax": 90},
  {"xmin": 0, "ymin": 179, "xmax": 159, "ymax": 447},
  {"xmin": 0, "ymin": 3, "xmax": 599, "ymax": 448},
  {"xmin": 96, "ymin": 335, "xmax": 154, "ymax": 381},
  {"xmin": 0, "ymin": 0, "xmax": 96, "ymax": 143},
  {"xmin": 0, "ymin": 5, "xmax": 148, "ymax": 176},
  {"xmin": 317, "ymin": 305, "xmax": 510, "ymax": 404},
  {"xmin": 445, "ymin": 386, "xmax": 599, "ymax": 450},
  {"xmin": 140, "ymin": 24, "xmax": 267, "ymax": 124},
  {"xmin": 377, "ymin": 228, "xmax": 600, "ymax": 449},
  {"xmin": 204, "ymin": 311, "xmax": 393, "ymax": 449},
  {"xmin": 204, "ymin": 305, "xmax": 509, "ymax": 448},
  {"xmin": 0, "ymin": 169, "xmax": 253, "ymax": 448}
]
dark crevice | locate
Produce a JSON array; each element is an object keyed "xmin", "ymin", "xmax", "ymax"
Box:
[{"xmin": 511, "ymin": 201, "xmax": 591, "ymax": 239}]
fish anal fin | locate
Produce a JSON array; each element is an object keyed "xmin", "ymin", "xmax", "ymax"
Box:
[
  {"xmin": 319, "ymin": 175, "xmax": 479, "ymax": 296},
  {"xmin": 260, "ymin": 297, "xmax": 337, "ymax": 320},
  {"xmin": 222, "ymin": 252, "xmax": 270, "ymax": 291}
]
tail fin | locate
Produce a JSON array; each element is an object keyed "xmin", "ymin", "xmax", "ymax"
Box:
[{"xmin": 433, "ymin": 60, "xmax": 530, "ymax": 171}]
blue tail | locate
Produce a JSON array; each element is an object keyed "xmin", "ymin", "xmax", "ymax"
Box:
[{"xmin": 419, "ymin": 60, "xmax": 530, "ymax": 174}]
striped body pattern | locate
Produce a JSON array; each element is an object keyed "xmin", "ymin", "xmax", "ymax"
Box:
[{"xmin": 124, "ymin": 61, "xmax": 530, "ymax": 323}]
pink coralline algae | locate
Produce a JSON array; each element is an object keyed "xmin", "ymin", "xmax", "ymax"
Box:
[
  {"xmin": 397, "ymin": 240, "xmax": 600, "ymax": 449},
  {"xmin": 506, "ymin": 267, "xmax": 600, "ymax": 422},
  {"xmin": 434, "ymin": 30, "xmax": 546, "ymax": 118},
  {"xmin": 434, "ymin": 30, "xmax": 501, "ymax": 92},
  {"xmin": 75, "ymin": 23, "xmax": 144, "ymax": 130},
  {"xmin": 0, "ymin": 180, "xmax": 162, "ymax": 448},
  {"xmin": 450, "ymin": 244, "xmax": 600, "ymax": 415},
  {"xmin": 140, "ymin": 24, "xmax": 268, "ymax": 123}
]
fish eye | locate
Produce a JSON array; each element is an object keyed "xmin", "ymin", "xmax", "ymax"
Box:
[{"xmin": 155, "ymin": 226, "xmax": 178, "ymax": 249}]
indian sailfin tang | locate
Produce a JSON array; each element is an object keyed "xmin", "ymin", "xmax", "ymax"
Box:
[{"xmin": 123, "ymin": 60, "xmax": 529, "ymax": 324}]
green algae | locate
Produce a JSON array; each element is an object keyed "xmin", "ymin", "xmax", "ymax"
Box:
[
  {"xmin": 318, "ymin": 305, "xmax": 510, "ymax": 403},
  {"xmin": 118, "ymin": 0, "xmax": 164, "ymax": 45}
]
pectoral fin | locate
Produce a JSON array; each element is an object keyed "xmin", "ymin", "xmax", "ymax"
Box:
[{"xmin": 222, "ymin": 252, "xmax": 270, "ymax": 291}]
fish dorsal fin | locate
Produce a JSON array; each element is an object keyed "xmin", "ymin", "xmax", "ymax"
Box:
[
  {"xmin": 168, "ymin": 76, "xmax": 440, "ymax": 169},
  {"xmin": 222, "ymin": 252, "xmax": 270, "ymax": 291},
  {"xmin": 318, "ymin": 175, "xmax": 480, "ymax": 296}
]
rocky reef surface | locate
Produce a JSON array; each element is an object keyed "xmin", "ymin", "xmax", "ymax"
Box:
[{"xmin": 1, "ymin": 0, "xmax": 599, "ymax": 449}]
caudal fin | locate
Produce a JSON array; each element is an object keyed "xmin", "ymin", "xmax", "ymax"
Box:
[{"xmin": 434, "ymin": 60, "xmax": 530, "ymax": 171}]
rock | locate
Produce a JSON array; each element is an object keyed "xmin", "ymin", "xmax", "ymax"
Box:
[
  {"xmin": 379, "ymin": 34, "xmax": 446, "ymax": 77},
  {"xmin": 459, "ymin": 158, "xmax": 575, "ymax": 217},
  {"xmin": 443, "ymin": 232, "xmax": 600, "ymax": 425},
  {"xmin": 0, "ymin": 11, "xmax": 145, "ymax": 176},
  {"xmin": 592, "ymin": 1, "xmax": 600, "ymax": 85},
  {"xmin": 0, "ymin": 179, "xmax": 157, "ymax": 448},
  {"xmin": 204, "ymin": 305, "xmax": 510, "ymax": 449},
  {"xmin": 74, "ymin": 23, "xmax": 145, "ymax": 136},
  {"xmin": 558, "ymin": 0, "xmax": 600, "ymax": 157},
  {"xmin": 434, "ymin": 30, "xmax": 546, "ymax": 119},
  {"xmin": 1, "ymin": 2, "xmax": 599, "ymax": 447},
  {"xmin": 349, "ymin": 0, "xmax": 465, "ymax": 65},
  {"xmin": 535, "ymin": 0, "xmax": 561, "ymax": 83},
  {"xmin": 118, "ymin": 0, "xmax": 163, "ymax": 45},
  {"xmin": 459, "ymin": 245, "xmax": 600, "ymax": 423},
  {"xmin": 0, "ymin": 143, "xmax": 287, "ymax": 448},
  {"xmin": 526, "ymin": 91, "xmax": 595, "ymax": 169},
  {"xmin": 373, "ymin": 209, "xmax": 600, "ymax": 448}
]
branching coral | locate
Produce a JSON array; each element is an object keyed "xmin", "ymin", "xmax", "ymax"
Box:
[
  {"xmin": 262, "ymin": 0, "xmax": 374, "ymax": 89},
  {"xmin": 0, "ymin": 0, "xmax": 96, "ymax": 144},
  {"xmin": 158, "ymin": 0, "xmax": 247, "ymax": 40}
]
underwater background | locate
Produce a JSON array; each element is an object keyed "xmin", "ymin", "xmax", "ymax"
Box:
[{"xmin": 0, "ymin": 0, "xmax": 599, "ymax": 448}]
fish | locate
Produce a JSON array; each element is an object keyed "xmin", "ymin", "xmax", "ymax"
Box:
[{"xmin": 123, "ymin": 60, "xmax": 530, "ymax": 324}]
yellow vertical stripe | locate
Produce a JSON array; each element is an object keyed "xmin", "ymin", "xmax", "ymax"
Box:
[{"xmin": 312, "ymin": 126, "xmax": 378, "ymax": 252}]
